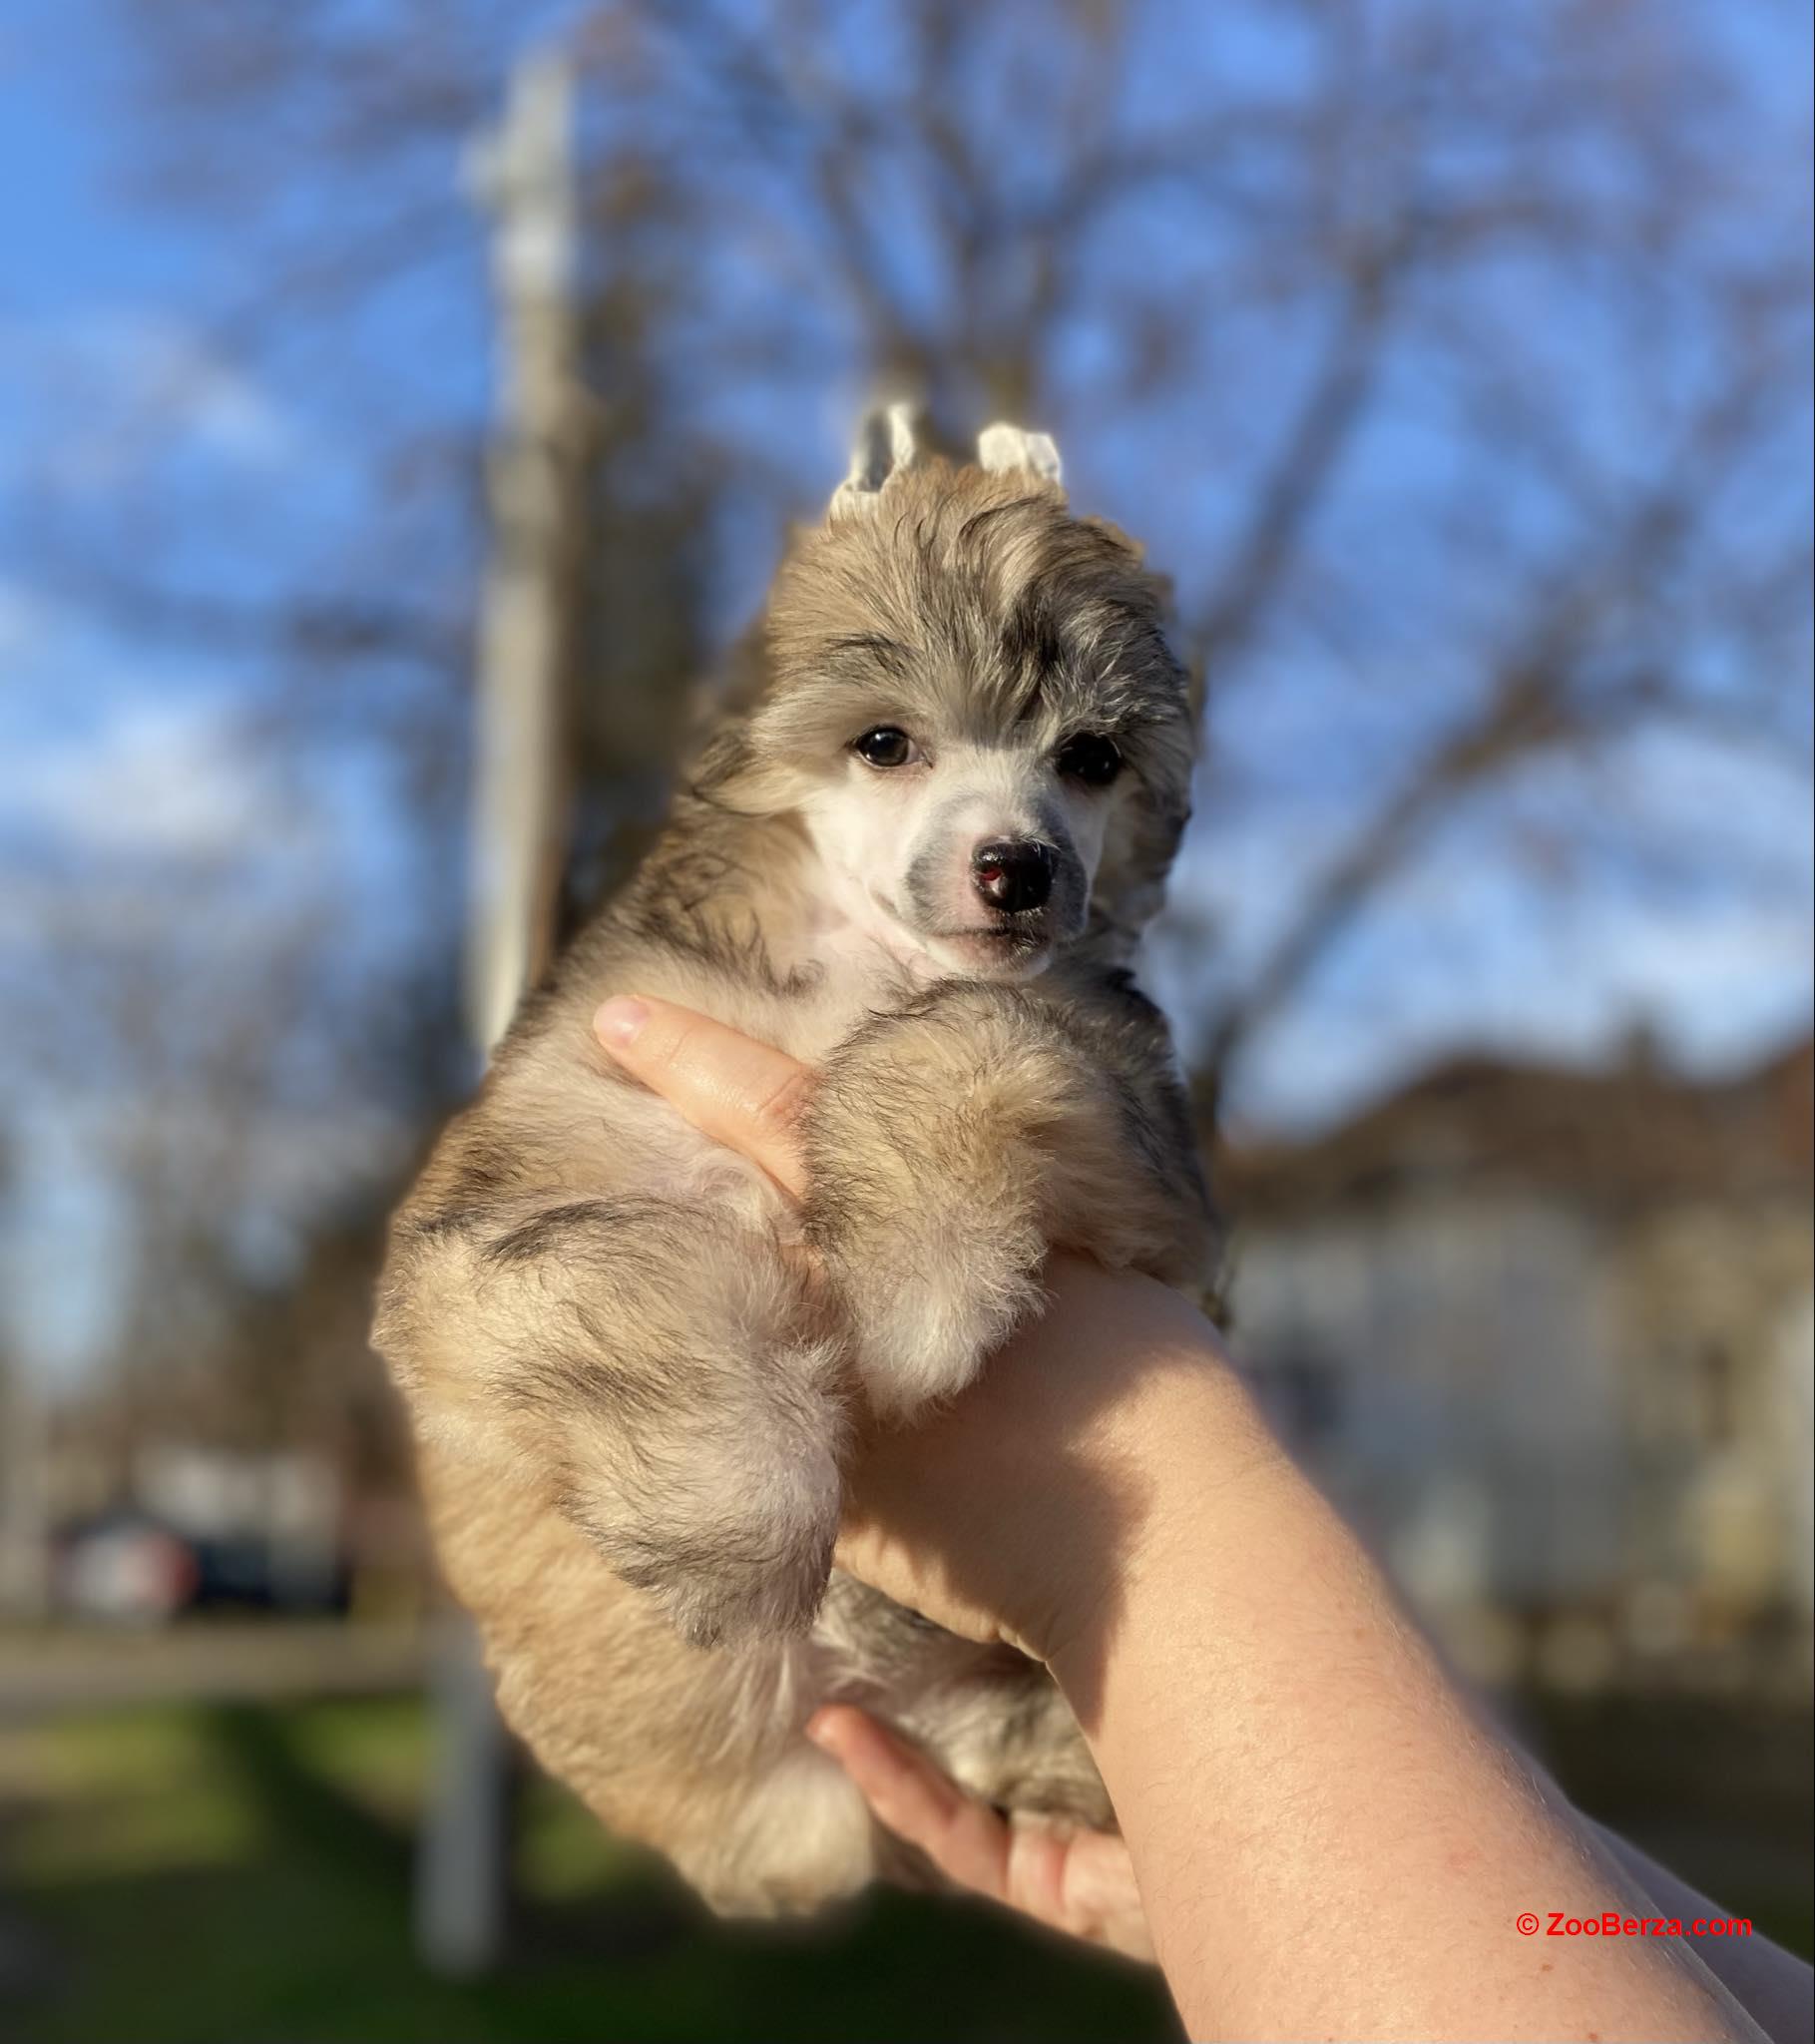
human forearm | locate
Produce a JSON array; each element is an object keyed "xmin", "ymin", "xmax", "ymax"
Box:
[
  {"xmin": 1049, "ymin": 1366, "xmax": 1752, "ymax": 2043},
  {"xmin": 587, "ymin": 1010, "xmax": 1798, "ymax": 2040}
]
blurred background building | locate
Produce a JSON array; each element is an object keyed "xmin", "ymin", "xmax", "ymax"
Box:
[
  {"xmin": 1227, "ymin": 1035, "xmax": 1814, "ymax": 1689},
  {"xmin": 0, "ymin": 2, "xmax": 1809, "ymax": 2038}
]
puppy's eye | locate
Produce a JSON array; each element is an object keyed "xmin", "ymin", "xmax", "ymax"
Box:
[
  {"xmin": 1056, "ymin": 734, "xmax": 1123, "ymax": 787},
  {"xmin": 852, "ymin": 726, "xmax": 919, "ymax": 768}
]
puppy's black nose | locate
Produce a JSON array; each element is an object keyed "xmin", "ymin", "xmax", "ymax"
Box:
[{"xmin": 972, "ymin": 838, "xmax": 1055, "ymax": 914}]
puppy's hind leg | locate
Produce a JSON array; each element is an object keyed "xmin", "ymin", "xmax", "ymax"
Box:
[
  {"xmin": 378, "ymin": 1198, "xmax": 846, "ymax": 1647},
  {"xmin": 673, "ymin": 1742, "xmax": 881, "ymax": 1919}
]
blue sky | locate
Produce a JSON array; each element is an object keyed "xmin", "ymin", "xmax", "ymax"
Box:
[{"xmin": 1, "ymin": 0, "xmax": 1810, "ymax": 1379}]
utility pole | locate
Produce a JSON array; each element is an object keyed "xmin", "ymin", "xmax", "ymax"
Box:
[
  {"xmin": 0, "ymin": 1136, "xmax": 48, "ymax": 1623},
  {"xmin": 0, "ymin": 1357, "xmax": 49, "ymax": 1620},
  {"xmin": 466, "ymin": 43, "xmax": 589, "ymax": 1053},
  {"xmin": 416, "ymin": 41, "xmax": 590, "ymax": 1980}
]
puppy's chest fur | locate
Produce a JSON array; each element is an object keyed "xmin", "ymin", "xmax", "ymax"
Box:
[
  {"xmin": 387, "ymin": 865, "xmax": 1150, "ymax": 1907},
  {"xmin": 525, "ymin": 852, "xmax": 959, "ymax": 1221}
]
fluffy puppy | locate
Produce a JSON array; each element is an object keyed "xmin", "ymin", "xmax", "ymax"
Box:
[{"xmin": 373, "ymin": 409, "xmax": 1221, "ymax": 1914}]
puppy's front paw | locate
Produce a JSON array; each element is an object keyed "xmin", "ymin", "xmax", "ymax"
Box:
[
  {"xmin": 829, "ymin": 1241, "xmax": 1045, "ymax": 1418},
  {"xmin": 803, "ymin": 985, "xmax": 1080, "ymax": 1419}
]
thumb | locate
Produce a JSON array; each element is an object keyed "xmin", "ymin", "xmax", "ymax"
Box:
[{"xmin": 594, "ymin": 995, "xmax": 812, "ymax": 1199}]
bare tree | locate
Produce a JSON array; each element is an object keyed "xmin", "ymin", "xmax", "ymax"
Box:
[{"xmin": 21, "ymin": 0, "xmax": 1807, "ymax": 1175}]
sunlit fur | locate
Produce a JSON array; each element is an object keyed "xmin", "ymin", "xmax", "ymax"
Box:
[{"xmin": 373, "ymin": 428, "xmax": 1222, "ymax": 1915}]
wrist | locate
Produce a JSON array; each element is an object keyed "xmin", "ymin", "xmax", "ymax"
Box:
[
  {"xmin": 1017, "ymin": 1292, "xmax": 1283, "ymax": 1680},
  {"xmin": 832, "ymin": 1261, "xmax": 1281, "ymax": 1672}
]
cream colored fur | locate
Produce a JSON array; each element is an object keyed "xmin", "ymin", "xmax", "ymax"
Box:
[{"xmin": 373, "ymin": 413, "xmax": 1221, "ymax": 1914}]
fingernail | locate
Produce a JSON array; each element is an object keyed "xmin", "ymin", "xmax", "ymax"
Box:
[
  {"xmin": 594, "ymin": 996, "xmax": 649, "ymax": 1047},
  {"xmin": 803, "ymin": 1710, "xmax": 841, "ymax": 1753}
]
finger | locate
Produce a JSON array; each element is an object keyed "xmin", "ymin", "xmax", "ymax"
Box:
[
  {"xmin": 808, "ymin": 1707, "xmax": 1153, "ymax": 1958},
  {"xmin": 1007, "ymin": 1821, "xmax": 1157, "ymax": 1962},
  {"xmin": 805, "ymin": 1706, "xmax": 1014, "ymax": 1903},
  {"xmin": 594, "ymin": 995, "xmax": 811, "ymax": 1198}
]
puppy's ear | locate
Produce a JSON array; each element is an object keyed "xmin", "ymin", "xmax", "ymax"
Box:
[
  {"xmin": 977, "ymin": 421, "xmax": 1063, "ymax": 488},
  {"xmin": 829, "ymin": 401, "xmax": 919, "ymax": 519}
]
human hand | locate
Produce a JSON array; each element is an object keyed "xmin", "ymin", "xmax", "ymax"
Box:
[
  {"xmin": 804, "ymin": 1705, "xmax": 1154, "ymax": 1962},
  {"xmin": 590, "ymin": 992, "xmax": 1227, "ymax": 1965},
  {"xmin": 592, "ymin": 992, "xmax": 1246, "ymax": 1666},
  {"xmin": 599, "ymin": 991, "xmax": 1784, "ymax": 2044}
]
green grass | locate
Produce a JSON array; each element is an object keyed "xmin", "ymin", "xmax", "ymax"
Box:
[
  {"xmin": 2, "ymin": 1691, "xmax": 1807, "ymax": 2043},
  {"xmin": 0, "ymin": 1697, "xmax": 1179, "ymax": 2044}
]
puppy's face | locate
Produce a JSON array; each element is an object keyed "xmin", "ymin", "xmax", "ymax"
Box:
[
  {"xmin": 707, "ymin": 419, "xmax": 1195, "ymax": 981},
  {"xmin": 796, "ymin": 678, "xmax": 1125, "ymax": 980}
]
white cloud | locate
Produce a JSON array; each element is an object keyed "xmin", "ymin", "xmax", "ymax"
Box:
[
  {"xmin": 0, "ymin": 687, "xmax": 288, "ymax": 860},
  {"xmin": 0, "ymin": 306, "xmax": 295, "ymax": 494},
  {"xmin": 1161, "ymin": 718, "xmax": 1812, "ymax": 1132},
  {"xmin": 0, "ymin": 577, "xmax": 49, "ymax": 659},
  {"xmin": 1217, "ymin": 859, "xmax": 1812, "ymax": 1134},
  {"xmin": 1573, "ymin": 901, "xmax": 1813, "ymax": 1061},
  {"xmin": 0, "ymin": 576, "xmax": 326, "ymax": 868}
]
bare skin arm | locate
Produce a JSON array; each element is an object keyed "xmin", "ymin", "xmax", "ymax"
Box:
[{"xmin": 596, "ymin": 994, "xmax": 1812, "ymax": 2044}]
